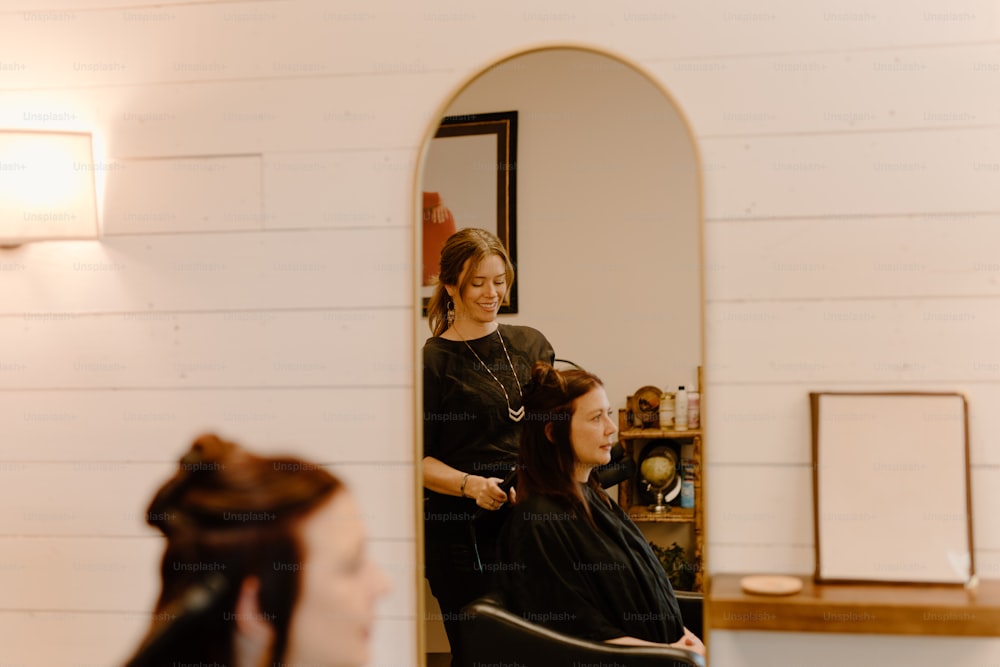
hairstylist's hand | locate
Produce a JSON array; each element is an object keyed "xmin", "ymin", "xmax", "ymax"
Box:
[{"xmin": 469, "ymin": 475, "xmax": 508, "ymax": 510}]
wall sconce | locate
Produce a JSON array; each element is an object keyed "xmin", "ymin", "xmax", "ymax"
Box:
[{"xmin": 0, "ymin": 130, "xmax": 99, "ymax": 246}]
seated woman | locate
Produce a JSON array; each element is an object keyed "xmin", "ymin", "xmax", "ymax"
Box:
[
  {"xmin": 124, "ymin": 433, "xmax": 389, "ymax": 667},
  {"xmin": 497, "ymin": 363, "xmax": 704, "ymax": 654}
]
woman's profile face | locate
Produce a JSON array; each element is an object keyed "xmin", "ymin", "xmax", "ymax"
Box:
[
  {"xmin": 569, "ymin": 386, "xmax": 617, "ymax": 479},
  {"xmin": 283, "ymin": 490, "xmax": 390, "ymax": 667}
]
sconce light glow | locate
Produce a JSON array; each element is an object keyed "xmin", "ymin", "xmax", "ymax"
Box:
[{"xmin": 0, "ymin": 130, "xmax": 99, "ymax": 246}]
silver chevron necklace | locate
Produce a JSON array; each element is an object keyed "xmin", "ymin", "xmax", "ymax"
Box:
[{"xmin": 458, "ymin": 326, "xmax": 524, "ymax": 422}]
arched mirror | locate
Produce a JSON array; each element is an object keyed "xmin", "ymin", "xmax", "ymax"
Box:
[{"xmin": 415, "ymin": 46, "xmax": 704, "ymax": 665}]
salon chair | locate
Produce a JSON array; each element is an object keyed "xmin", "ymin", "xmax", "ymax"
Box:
[
  {"xmin": 460, "ymin": 592, "xmax": 705, "ymax": 667},
  {"xmin": 675, "ymin": 589, "xmax": 703, "ymax": 640}
]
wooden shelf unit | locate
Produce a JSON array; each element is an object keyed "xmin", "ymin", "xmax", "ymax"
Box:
[
  {"xmin": 617, "ymin": 416, "xmax": 704, "ymax": 591},
  {"xmin": 627, "ymin": 506, "xmax": 695, "ymax": 523}
]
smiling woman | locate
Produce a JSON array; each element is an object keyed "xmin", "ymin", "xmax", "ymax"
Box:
[
  {"xmin": 416, "ymin": 46, "xmax": 704, "ymax": 666},
  {"xmin": 422, "ymin": 227, "xmax": 556, "ymax": 666}
]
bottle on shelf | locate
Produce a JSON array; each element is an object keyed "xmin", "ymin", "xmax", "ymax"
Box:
[
  {"xmin": 680, "ymin": 443, "xmax": 695, "ymax": 509},
  {"xmin": 659, "ymin": 390, "xmax": 674, "ymax": 429},
  {"xmin": 688, "ymin": 386, "xmax": 700, "ymax": 430},
  {"xmin": 674, "ymin": 385, "xmax": 688, "ymax": 431}
]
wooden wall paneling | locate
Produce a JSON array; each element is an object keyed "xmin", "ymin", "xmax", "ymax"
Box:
[
  {"xmin": 707, "ymin": 467, "xmax": 1000, "ymax": 578},
  {"xmin": 707, "ymin": 298, "xmax": 1000, "ymax": 384},
  {"xmin": 0, "ymin": 536, "xmax": 413, "ymax": 665},
  {"xmin": 5, "ymin": 0, "xmax": 217, "ymax": 13},
  {"xmin": 368, "ymin": 537, "xmax": 417, "ymax": 616},
  {"xmin": 369, "ymin": 618, "xmax": 417, "ymax": 667},
  {"xmin": 6, "ymin": 15, "xmax": 994, "ymax": 154},
  {"xmin": 1, "ymin": 228, "xmax": 410, "ymax": 314},
  {"xmin": 649, "ymin": 43, "xmax": 1000, "ymax": 137},
  {"xmin": 0, "ymin": 614, "xmax": 413, "ymax": 667},
  {"xmin": 1, "ymin": 387, "xmax": 414, "ymax": 463},
  {"xmin": 0, "ymin": 309, "xmax": 412, "ymax": 389},
  {"xmin": 0, "ymin": 461, "xmax": 173, "ymax": 537},
  {"xmin": 4, "ymin": 1, "xmax": 999, "ymax": 94},
  {"xmin": 966, "ymin": 387, "xmax": 1000, "ymax": 465},
  {"xmin": 101, "ymin": 155, "xmax": 263, "ymax": 235},
  {"xmin": 0, "ymin": 87, "xmax": 103, "ymax": 133},
  {"xmin": 13, "ymin": 37, "xmax": 992, "ymax": 168},
  {"xmin": 619, "ymin": 1, "xmax": 1000, "ymax": 60},
  {"xmin": 2, "ymin": 1, "xmax": 584, "ymax": 89},
  {"xmin": 706, "ymin": 213, "xmax": 1000, "ymax": 302},
  {"xmin": 705, "ymin": 384, "xmax": 814, "ymax": 464},
  {"xmin": 707, "ymin": 383, "xmax": 1000, "ymax": 466},
  {"xmin": 103, "ymin": 75, "xmax": 453, "ymax": 157},
  {"xmin": 706, "ymin": 464, "xmax": 813, "ymax": 546},
  {"xmin": 0, "ymin": 468, "xmax": 413, "ymax": 608},
  {"xmin": 700, "ymin": 127, "xmax": 1000, "ymax": 220},
  {"xmin": 980, "ymin": 551, "xmax": 1000, "ymax": 579},
  {"xmin": 706, "ymin": 441, "xmax": 1000, "ymax": 580},
  {"xmin": 0, "ymin": 536, "xmax": 162, "ymax": 611},
  {"xmin": 0, "ymin": 610, "xmax": 149, "ymax": 667},
  {"xmin": 262, "ymin": 149, "xmax": 416, "ymax": 230},
  {"xmin": 327, "ymin": 462, "xmax": 416, "ymax": 540},
  {"xmin": 0, "ymin": 460, "xmax": 414, "ymax": 540},
  {"xmin": 706, "ymin": 544, "xmax": 815, "ymax": 575},
  {"xmin": 1, "ymin": 2, "xmax": 435, "ymax": 88},
  {"xmin": 0, "ymin": 75, "xmax": 452, "ymax": 157},
  {"xmin": 972, "ymin": 467, "xmax": 1000, "ymax": 551}
]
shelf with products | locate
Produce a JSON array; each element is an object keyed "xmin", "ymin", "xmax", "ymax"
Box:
[
  {"xmin": 616, "ymin": 371, "xmax": 704, "ymax": 592},
  {"xmin": 616, "ymin": 420, "xmax": 702, "ymax": 527}
]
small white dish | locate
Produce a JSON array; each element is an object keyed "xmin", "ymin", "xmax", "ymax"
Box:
[{"xmin": 739, "ymin": 575, "xmax": 804, "ymax": 596}]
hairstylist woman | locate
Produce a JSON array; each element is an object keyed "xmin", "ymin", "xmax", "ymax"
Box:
[{"xmin": 422, "ymin": 228, "xmax": 554, "ymax": 664}]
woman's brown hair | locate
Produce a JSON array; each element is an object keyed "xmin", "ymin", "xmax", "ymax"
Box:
[
  {"xmin": 426, "ymin": 227, "xmax": 515, "ymax": 336},
  {"xmin": 125, "ymin": 433, "xmax": 342, "ymax": 666},
  {"xmin": 515, "ymin": 362, "xmax": 612, "ymax": 525}
]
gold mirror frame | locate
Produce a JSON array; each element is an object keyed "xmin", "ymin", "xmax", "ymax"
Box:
[{"xmin": 412, "ymin": 43, "xmax": 707, "ymax": 664}]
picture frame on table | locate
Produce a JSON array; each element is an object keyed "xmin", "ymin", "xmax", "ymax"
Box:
[{"xmin": 811, "ymin": 391, "xmax": 974, "ymax": 586}]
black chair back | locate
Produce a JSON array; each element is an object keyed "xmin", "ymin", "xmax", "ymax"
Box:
[
  {"xmin": 675, "ymin": 590, "xmax": 703, "ymax": 639},
  {"xmin": 461, "ymin": 592, "xmax": 705, "ymax": 667}
]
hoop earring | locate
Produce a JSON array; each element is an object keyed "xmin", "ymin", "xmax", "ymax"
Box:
[{"xmin": 447, "ymin": 300, "xmax": 456, "ymax": 327}]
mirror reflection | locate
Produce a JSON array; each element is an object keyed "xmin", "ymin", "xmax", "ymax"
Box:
[{"xmin": 417, "ymin": 47, "xmax": 704, "ymax": 667}]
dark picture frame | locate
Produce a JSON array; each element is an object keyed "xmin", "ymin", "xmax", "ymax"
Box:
[{"xmin": 421, "ymin": 110, "xmax": 518, "ymax": 315}]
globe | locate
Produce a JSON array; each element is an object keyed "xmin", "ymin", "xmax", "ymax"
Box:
[{"xmin": 639, "ymin": 446, "xmax": 678, "ymax": 512}]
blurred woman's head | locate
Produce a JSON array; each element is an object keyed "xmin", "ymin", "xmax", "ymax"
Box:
[
  {"xmin": 427, "ymin": 227, "xmax": 515, "ymax": 336},
  {"xmin": 516, "ymin": 363, "xmax": 617, "ymax": 518},
  {"xmin": 127, "ymin": 433, "xmax": 388, "ymax": 667}
]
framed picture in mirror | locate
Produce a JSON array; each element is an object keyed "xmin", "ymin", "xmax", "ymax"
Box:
[
  {"xmin": 421, "ymin": 110, "xmax": 518, "ymax": 315},
  {"xmin": 811, "ymin": 391, "xmax": 974, "ymax": 585}
]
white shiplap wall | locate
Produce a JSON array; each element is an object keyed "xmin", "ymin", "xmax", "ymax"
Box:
[{"xmin": 3, "ymin": 1, "xmax": 1000, "ymax": 666}]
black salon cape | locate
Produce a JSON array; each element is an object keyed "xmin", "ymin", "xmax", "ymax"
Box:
[{"xmin": 497, "ymin": 484, "xmax": 685, "ymax": 643}]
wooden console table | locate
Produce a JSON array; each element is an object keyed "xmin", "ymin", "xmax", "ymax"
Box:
[{"xmin": 708, "ymin": 574, "xmax": 1000, "ymax": 637}]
